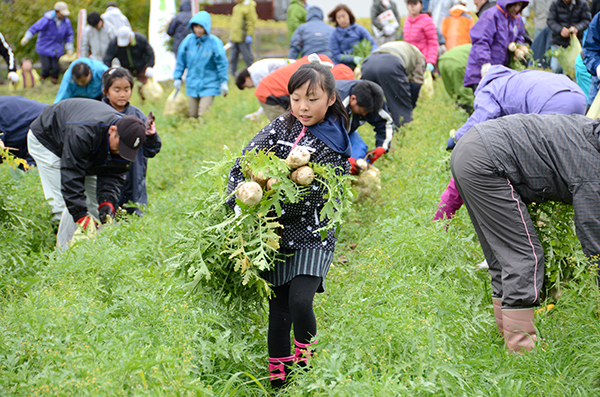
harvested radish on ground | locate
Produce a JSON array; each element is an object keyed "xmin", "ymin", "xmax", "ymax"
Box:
[
  {"xmin": 286, "ymin": 147, "xmax": 311, "ymax": 169},
  {"xmin": 237, "ymin": 182, "xmax": 263, "ymax": 205},
  {"xmin": 266, "ymin": 178, "xmax": 280, "ymax": 191},
  {"xmin": 291, "ymin": 166, "xmax": 315, "ymax": 186}
]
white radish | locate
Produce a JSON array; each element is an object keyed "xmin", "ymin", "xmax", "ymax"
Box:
[
  {"xmin": 251, "ymin": 170, "xmax": 269, "ymax": 187},
  {"xmin": 237, "ymin": 182, "xmax": 263, "ymax": 206},
  {"xmin": 508, "ymin": 42, "xmax": 517, "ymax": 52},
  {"xmin": 266, "ymin": 178, "xmax": 280, "ymax": 191},
  {"xmin": 291, "ymin": 166, "xmax": 315, "ymax": 186},
  {"xmin": 356, "ymin": 159, "xmax": 369, "ymax": 173},
  {"xmin": 286, "ymin": 147, "xmax": 311, "ymax": 169}
]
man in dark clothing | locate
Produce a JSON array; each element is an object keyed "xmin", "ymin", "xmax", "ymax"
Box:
[
  {"xmin": 167, "ymin": 0, "xmax": 192, "ymax": 55},
  {"xmin": 547, "ymin": 0, "xmax": 591, "ymax": 72},
  {"xmin": 451, "ymin": 113, "xmax": 600, "ymax": 353},
  {"xmin": 474, "ymin": 0, "xmax": 496, "ymax": 17},
  {"xmin": 0, "ymin": 96, "xmax": 47, "ymax": 166},
  {"xmin": 336, "ymin": 80, "xmax": 394, "ymax": 173},
  {"xmin": 0, "ymin": 32, "xmax": 18, "ymax": 85},
  {"xmin": 103, "ymin": 26, "xmax": 155, "ymax": 85},
  {"xmin": 27, "ymin": 98, "xmax": 146, "ymax": 230}
]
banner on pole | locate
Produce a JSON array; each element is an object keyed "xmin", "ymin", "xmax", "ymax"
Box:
[
  {"xmin": 77, "ymin": 9, "xmax": 87, "ymax": 58},
  {"xmin": 149, "ymin": 0, "xmax": 177, "ymax": 81}
]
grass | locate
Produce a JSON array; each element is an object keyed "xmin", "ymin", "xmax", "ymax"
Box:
[{"xmin": 0, "ymin": 76, "xmax": 599, "ymax": 396}]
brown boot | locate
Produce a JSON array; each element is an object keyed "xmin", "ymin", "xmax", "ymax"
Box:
[
  {"xmin": 492, "ymin": 298, "xmax": 503, "ymax": 334},
  {"xmin": 502, "ymin": 308, "xmax": 536, "ymax": 353}
]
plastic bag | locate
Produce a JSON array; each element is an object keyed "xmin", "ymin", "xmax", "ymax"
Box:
[
  {"xmin": 163, "ymin": 87, "xmax": 188, "ymax": 117},
  {"xmin": 557, "ymin": 34, "xmax": 581, "ymax": 79},
  {"xmin": 422, "ymin": 70, "xmax": 434, "ymax": 99},
  {"xmin": 140, "ymin": 77, "xmax": 164, "ymax": 102},
  {"xmin": 586, "ymin": 89, "xmax": 600, "ymax": 118}
]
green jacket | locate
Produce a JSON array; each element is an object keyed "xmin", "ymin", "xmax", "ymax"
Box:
[
  {"xmin": 230, "ymin": 0, "xmax": 258, "ymax": 43},
  {"xmin": 287, "ymin": 0, "xmax": 307, "ymax": 38}
]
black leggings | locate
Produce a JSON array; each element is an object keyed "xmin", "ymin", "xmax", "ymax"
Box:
[
  {"xmin": 268, "ymin": 275, "xmax": 321, "ymax": 358},
  {"xmin": 39, "ymin": 54, "xmax": 60, "ymax": 79}
]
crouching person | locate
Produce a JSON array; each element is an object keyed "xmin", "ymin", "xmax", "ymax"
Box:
[
  {"xmin": 27, "ymin": 98, "xmax": 146, "ymax": 243},
  {"xmin": 451, "ymin": 113, "xmax": 600, "ymax": 353}
]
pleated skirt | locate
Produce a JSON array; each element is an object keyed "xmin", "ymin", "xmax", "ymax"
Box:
[{"xmin": 262, "ymin": 248, "xmax": 334, "ymax": 292}]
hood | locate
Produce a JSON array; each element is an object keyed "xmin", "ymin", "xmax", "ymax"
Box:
[
  {"xmin": 188, "ymin": 11, "xmax": 211, "ymax": 34},
  {"xmin": 307, "ymin": 114, "xmax": 352, "ymax": 157},
  {"xmin": 496, "ymin": 0, "xmax": 529, "ymax": 13},
  {"xmin": 475, "ymin": 65, "xmax": 515, "ymax": 95},
  {"xmin": 290, "ymin": 0, "xmax": 304, "ymax": 5},
  {"xmin": 179, "ymin": 0, "xmax": 191, "ymax": 12},
  {"xmin": 449, "ymin": 5, "xmax": 470, "ymax": 16},
  {"xmin": 306, "ymin": 6, "xmax": 324, "ymax": 21},
  {"xmin": 44, "ymin": 10, "xmax": 57, "ymax": 20}
]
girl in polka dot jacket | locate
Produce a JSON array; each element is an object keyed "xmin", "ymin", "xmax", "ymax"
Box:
[{"xmin": 227, "ymin": 62, "xmax": 351, "ymax": 388}]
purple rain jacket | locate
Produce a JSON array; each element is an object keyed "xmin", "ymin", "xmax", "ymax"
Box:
[
  {"xmin": 26, "ymin": 10, "xmax": 74, "ymax": 58},
  {"xmin": 463, "ymin": 0, "xmax": 527, "ymax": 86},
  {"xmin": 454, "ymin": 65, "xmax": 586, "ymax": 143}
]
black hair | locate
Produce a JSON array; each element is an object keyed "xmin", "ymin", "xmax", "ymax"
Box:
[
  {"xmin": 352, "ymin": 81, "xmax": 384, "ymax": 113},
  {"xmin": 287, "ymin": 63, "xmax": 349, "ymax": 129},
  {"xmin": 87, "ymin": 12, "xmax": 102, "ymax": 27},
  {"xmin": 327, "ymin": 4, "xmax": 356, "ymax": 27},
  {"xmin": 106, "ymin": 2, "xmax": 119, "ymax": 8},
  {"xmin": 235, "ymin": 68, "xmax": 250, "ymax": 90},
  {"xmin": 72, "ymin": 62, "xmax": 91, "ymax": 81},
  {"xmin": 102, "ymin": 67, "xmax": 134, "ymax": 93},
  {"xmin": 406, "ymin": 0, "xmax": 422, "ymax": 4}
]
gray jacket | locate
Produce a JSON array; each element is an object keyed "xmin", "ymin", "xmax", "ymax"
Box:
[
  {"xmin": 473, "ymin": 113, "xmax": 600, "ymax": 259},
  {"xmin": 80, "ymin": 22, "xmax": 115, "ymax": 62},
  {"xmin": 288, "ymin": 6, "xmax": 334, "ymax": 59},
  {"xmin": 370, "ymin": 0, "xmax": 400, "ymax": 31}
]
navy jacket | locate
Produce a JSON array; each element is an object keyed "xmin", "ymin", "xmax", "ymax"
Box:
[
  {"xmin": 29, "ymin": 99, "xmax": 131, "ymax": 221},
  {"xmin": 336, "ymin": 80, "xmax": 395, "ymax": 151},
  {"xmin": 0, "ymin": 96, "xmax": 47, "ymax": 166},
  {"xmin": 289, "ymin": 6, "xmax": 334, "ymax": 59},
  {"xmin": 104, "ymin": 98, "xmax": 162, "ymax": 213},
  {"xmin": 167, "ymin": 0, "xmax": 192, "ymax": 55}
]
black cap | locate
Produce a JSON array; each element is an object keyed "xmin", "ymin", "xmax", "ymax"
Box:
[{"xmin": 115, "ymin": 116, "xmax": 146, "ymax": 161}]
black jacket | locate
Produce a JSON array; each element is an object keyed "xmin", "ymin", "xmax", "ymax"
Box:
[
  {"xmin": 547, "ymin": 0, "xmax": 591, "ymax": 47},
  {"xmin": 30, "ymin": 98, "xmax": 131, "ymax": 221},
  {"xmin": 103, "ymin": 32, "xmax": 155, "ymax": 75},
  {"xmin": 0, "ymin": 32, "xmax": 16, "ymax": 72}
]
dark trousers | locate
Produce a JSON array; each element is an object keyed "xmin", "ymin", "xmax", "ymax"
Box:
[
  {"xmin": 39, "ymin": 54, "xmax": 60, "ymax": 80},
  {"xmin": 451, "ymin": 129, "xmax": 544, "ymax": 309},
  {"xmin": 361, "ymin": 52, "xmax": 415, "ymax": 127},
  {"xmin": 268, "ymin": 275, "xmax": 321, "ymax": 358},
  {"xmin": 229, "ymin": 42, "xmax": 253, "ymax": 75}
]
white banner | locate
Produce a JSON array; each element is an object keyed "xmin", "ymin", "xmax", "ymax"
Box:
[{"xmin": 149, "ymin": 0, "xmax": 176, "ymax": 81}]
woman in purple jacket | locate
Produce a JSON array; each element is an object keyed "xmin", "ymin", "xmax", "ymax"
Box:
[
  {"xmin": 463, "ymin": 0, "xmax": 528, "ymax": 89},
  {"xmin": 20, "ymin": 2, "xmax": 74, "ymax": 84}
]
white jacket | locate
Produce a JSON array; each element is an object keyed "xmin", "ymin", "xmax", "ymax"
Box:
[{"xmin": 101, "ymin": 7, "xmax": 131, "ymax": 31}]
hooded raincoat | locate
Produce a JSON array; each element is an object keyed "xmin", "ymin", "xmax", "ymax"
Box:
[
  {"xmin": 441, "ymin": 4, "xmax": 474, "ymax": 49},
  {"xmin": 229, "ymin": 0, "xmax": 258, "ymax": 43},
  {"xmin": 174, "ymin": 11, "xmax": 229, "ymax": 98},
  {"xmin": 463, "ymin": 0, "xmax": 528, "ymax": 86},
  {"xmin": 289, "ymin": 6, "xmax": 334, "ymax": 59},
  {"xmin": 26, "ymin": 10, "xmax": 74, "ymax": 58},
  {"xmin": 287, "ymin": 0, "xmax": 307, "ymax": 38},
  {"xmin": 54, "ymin": 58, "xmax": 109, "ymax": 103},
  {"xmin": 167, "ymin": 0, "xmax": 192, "ymax": 55}
]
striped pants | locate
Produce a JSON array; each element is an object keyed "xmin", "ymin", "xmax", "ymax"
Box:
[{"xmin": 451, "ymin": 129, "xmax": 544, "ymax": 309}]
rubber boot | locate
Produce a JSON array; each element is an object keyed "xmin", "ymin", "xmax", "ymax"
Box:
[
  {"xmin": 268, "ymin": 355, "xmax": 294, "ymax": 389},
  {"xmin": 492, "ymin": 298, "xmax": 503, "ymax": 334},
  {"xmin": 294, "ymin": 339, "xmax": 315, "ymax": 368},
  {"xmin": 502, "ymin": 308, "xmax": 536, "ymax": 353}
]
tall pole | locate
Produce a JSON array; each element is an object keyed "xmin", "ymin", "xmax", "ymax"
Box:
[{"xmin": 77, "ymin": 9, "xmax": 87, "ymax": 58}]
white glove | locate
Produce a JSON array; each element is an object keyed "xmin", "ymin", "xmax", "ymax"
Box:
[
  {"xmin": 20, "ymin": 36, "xmax": 29, "ymax": 46},
  {"xmin": 481, "ymin": 63, "xmax": 491, "ymax": 78},
  {"xmin": 145, "ymin": 67, "xmax": 154, "ymax": 78},
  {"xmin": 426, "ymin": 63, "xmax": 435, "ymax": 72},
  {"xmin": 173, "ymin": 79, "xmax": 182, "ymax": 90},
  {"xmin": 220, "ymin": 81, "xmax": 229, "ymax": 96},
  {"xmin": 8, "ymin": 72, "xmax": 19, "ymax": 84},
  {"xmin": 382, "ymin": 25, "xmax": 395, "ymax": 36},
  {"xmin": 595, "ymin": 64, "xmax": 600, "ymax": 77}
]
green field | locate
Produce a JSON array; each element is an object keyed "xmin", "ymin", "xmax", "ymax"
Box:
[{"xmin": 1, "ymin": 79, "xmax": 599, "ymax": 396}]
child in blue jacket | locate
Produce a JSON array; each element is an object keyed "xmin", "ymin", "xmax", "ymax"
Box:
[{"xmin": 173, "ymin": 11, "xmax": 229, "ymax": 118}]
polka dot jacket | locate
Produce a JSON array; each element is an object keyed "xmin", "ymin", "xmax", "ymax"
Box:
[{"xmin": 227, "ymin": 114, "xmax": 351, "ymax": 251}]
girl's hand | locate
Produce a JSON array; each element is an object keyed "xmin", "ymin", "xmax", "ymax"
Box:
[{"xmin": 146, "ymin": 121, "xmax": 156, "ymax": 135}]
